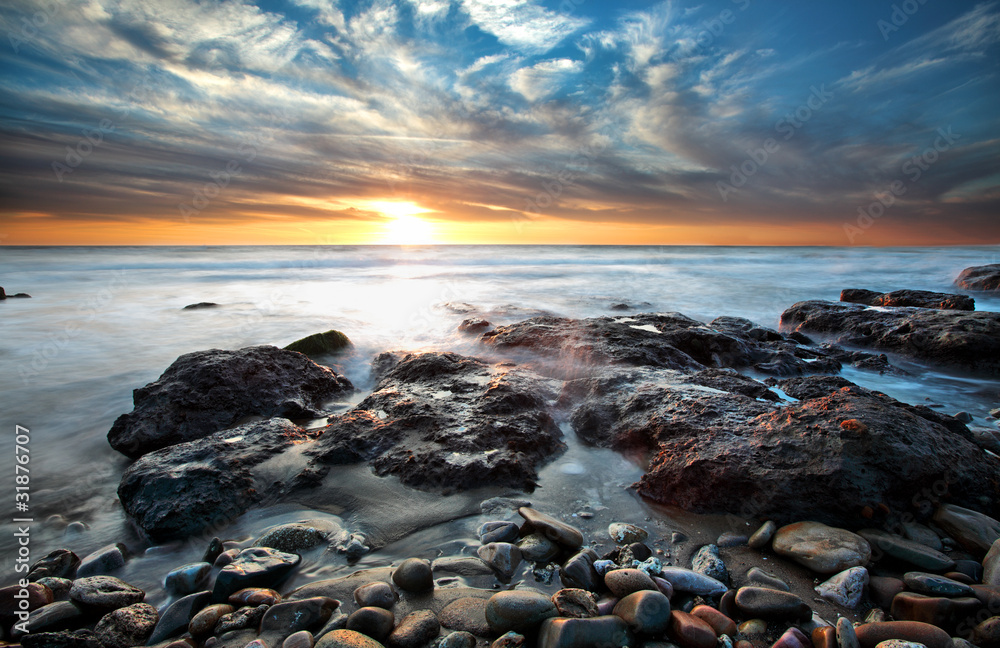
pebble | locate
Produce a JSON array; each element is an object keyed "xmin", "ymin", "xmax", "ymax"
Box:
[
  {"xmin": 315, "ymin": 629, "xmax": 385, "ymax": 648},
  {"xmin": 214, "ymin": 548, "xmax": 240, "ymax": 568},
  {"xmin": 386, "ymin": 610, "xmax": 438, "ymax": 648},
  {"xmin": 391, "ymin": 558, "xmax": 433, "ymax": 592},
  {"xmin": 875, "ymin": 642, "xmax": 926, "ymax": 648},
  {"xmin": 772, "ymin": 627, "xmax": 811, "ymax": 648},
  {"xmin": 550, "ymin": 588, "xmax": 598, "ymax": 618},
  {"xmin": 94, "ymin": 603, "xmax": 158, "ymax": 648},
  {"xmin": 748, "ymin": 521, "xmax": 777, "ymax": 549},
  {"xmin": 931, "ymin": 504, "xmax": 1000, "ymax": 556},
  {"xmin": 164, "ymin": 562, "xmax": 212, "ymax": 596},
  {"xmin": 189, "ymin": 605, "xmax": 235, "ymax": 637},
  {"xmin": 203, "ymin": 537, "xmax": 224, "ymax": 564},
  {"xmin": 608, "ymin": 522, "xmax": 648, "ymax": 544},
  {"xmin": 259, "ymin": 597, "xmax": 341, "ymax": 643},
  {"xmin": 229, "ymin": 588, "xmax": 283, "ymax": 606},
  {"xmin": 559, "ymin": 549, "xmax": 600, "ymax": 591},
  {"xmin": 284, "ymin": 631, "xmax": 315, "ymax": 648},
  {"xmin": 772, "ymin": 522, "xmax": 871, "ymax": 574},
  {"xmin": 954, "ymin": 411, "xmax": 973, "ymax": 423},
  {"xmin": 632, "ymin": 556, "xmax": 663, "ymax": 578},
  {"xmin": 69, "ymin": 576, "xmax": 145, "ymax": 611},
  {"xmin": 0, "ymin": 582, "xmax": 52, "ymax": 623},
  {"xmin": 837, "ymin": 616, "xmax": 860, "ymax": 648},
  {"xmin": 593, "ymin": 560, "xmax": 616, "ymax": 577},
  {"xmin": 346, "ymin": 607, "xmax": 394, "ymax": 642},
  {"xmin": 491, "ymin": 632, "xmax": 525, "ymax": 648},
  {"xmin": 27, "ymin": 549, "xmax": 81, "ymax": 581},
  {"xmin": 518, "ymin": 507, "xmax": 584, "ymax": 550},
  {"xmin": 815, "ymin": 566, "xmax": 868, "ymax": 608},
  {"xmin": 485, "ymin": 590, "xmax": 558, "ymax": 632},
  {"xmin": 479, "ymin": 522, "xmax": 520, "ymax": 545},
  {"xmin": 76, "ymin": 544, "xmax": 128, "ymax": 578},
  {"xmin": 605, "ymin": 568, "xmax": 657, "ymax": 597},
  {"xmin": 147, "ymin": 591, "xmax": 213, "ymax": 645},
  {"xmin": 738, "ymin": 619, "xmax": 766, "ymax": 635},
  {"xmin": 746, "ymin": 567, "xmax": 789, "ymax": 591},
  {"xmin": 972, "ymin": 616, "xmax": 1000, "ymax": 648},
  {"xmin": 613, "ymin": 590, "xmax": 671, "ymax": 634},
  {"xmin": 669, "ymin": 610, "xmax": 717, "ymax": 648},
  {"xmin": 814, "ymin": 626, "xmax": 837, "ymax": 648},
  {"xmin": 353, "ymin": 582, "xmax": 398, "ymax": 609},
  {"xmin": 690, "ymin": 605, "xmax": 736, "ymax": 637},
  {"xmin": 14, "ymin": 601, "xmax": 85, "ymax": 638},
  {"xmin": 853, "ymin": 621, "xmax": 951, "ymax": 648},
  {"xmin": 438, "ymin": 631, "xmax": 476, "ymax": 648},
  {"xmin": 691, "ymin": 545, "xmax": 728, "ymax": 584},
  {"xmin": 869, "ymin": 576, "xmax": 906, "ymax": 608},
  {"xmin": 517, "ymin": 533, "xmax": 560, "ymax": 563},
  {"xmin": 438, "ymin": 597, "xmax": 491, "ymax": 635},
  {"xmin": 902, "ymin": 572, "xmax": 975, "ymax": 597},
  {"xmin": 537, "ymin": 616, "xmax": 630, "ymax": 648},
  {"xmin": 986, "ymin": 539, "xmax": 1000, "ymax": 588},
  {"xmin": 658, "ymin": 567, "xmax": 728, "ymax": 596},
  {"xmin": 900, "ymin": 522, "xmax": 943, "ymax": 551},
  {"xmin": 215, "ymin": 604, "xmax": 269, "ymax": 635},
  {"xmin": 652, "ymin": 576, "xmax": 674, "ymax": 599},
  {"xmin": 890, "ymin": 592, "xmax": 982, "ymax": 628},
  {"xmin": 34, "ymin": 577, "xmax": 72, "ymax": 601},
  {"xmin": 858, "ymin": 530, "xmax": 955, "ymax": 572},
  {"xmin": 478, "ymin": 542, "xmax": 523, "ymax": 580},
  {"xmin": 254, "ymin": 523, "xmax": 329, "ymax": 553},
  {"xmin": 717, "ymin": 532, "xmax": 748, "ymax": 548},
  {"xmin": 734, "ymin": 587, "xmax": 810, "ymax": 621},
  {"xmin": 212, "ymin": 548, "xmax": 301, "ymax": 602}
]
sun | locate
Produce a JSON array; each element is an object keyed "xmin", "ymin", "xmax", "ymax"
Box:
[{"xmin": 367, "ymin": 201, "xmax": 437, "ymax": 245}]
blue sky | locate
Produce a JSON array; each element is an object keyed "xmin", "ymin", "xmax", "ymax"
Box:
[{"xmin": 1, "ymin": 0, "xmax": 998, "ymax": 244}]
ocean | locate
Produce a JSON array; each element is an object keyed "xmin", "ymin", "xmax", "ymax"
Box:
[{"xmin": 1, "ymin": 245, "xmax": 998, "ymax": 600}]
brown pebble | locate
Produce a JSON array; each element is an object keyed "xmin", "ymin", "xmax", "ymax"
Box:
[
  {"xmin": 283, "ymin": 631, "xmax": 314, "ymax": 648},
  {"xmin": 691, "ymin": 605, "xmax": 736, "ymax": 637},
  {"xmin": 719, "ymin": 589, "xmax": 738, "ymax": 619},
  {"xmin": 189, "ymin": 604, "xmax": 235, "ymax": 637},
  {"xmin": 813, "ymin": 626, "xmax": 836, "ymax": 648},
  {"xmin": 669, "ymin": 610, "xmax": 717, "ymax": 648},
  {"xmin": 853, "ymin": 621, "xmax": 951, "ymax": 648},
  {"xmin": 229, "ymin": 588, "xmax": 282, "ymax": 607}
]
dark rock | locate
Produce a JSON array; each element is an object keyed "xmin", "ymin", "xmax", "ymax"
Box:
[
  {"xmin": 76, "ymin": 544, "xmax": 127, "ymax": 578},
  {"xmin": 889, "ymin": 592, "xmax": 982, "ymax": 631},
  {"xmin": 93, "ymin": 602, "xmax": 158, "ymax": 648},
  {"xmin": 459, "ymin": 318, "xmax": 492, "ymax": 334},
  {"xmin": 902, "ymin": 572, "xmax": 974, "ymax": 597},
  {"xmin": 955, "ymin": 264, "xmax": 1000, "ymax": 292},
  {"xmin": 13, "ymin": 601, "xmax": 85, "ymax": 637},
  {"xmin": 853, "ymin": 621, "xmax": 951, "ymax": 648},
  {"xmin": 559, "ymin": 549, "xmax": 600, "ymax": 591},
  {"xmin": 20, "ymin": 630, "xmax": 101, "ymax": 648},
  {"xmin": 932, "ymin": 504, "xmax": 1000, "ymax": 556},
  {"xmin": 604, "ymin": 569, "xmax": 657, "ymax": 598},
  {"xmin": 214, "ymin": 604, "xmax": 269, "ymax": 634},
  {"xmin": 657, "ymin": 567, "xmax": 727, "ymax": 596},
  {"xmin": 28, "ymin": 550, "xmax": 81, "ymax": 582},
  {"xmin": 669, "ymin": 610, "xmax": 717, "ymax": 648},
  {"xmin": 519, "ymin": 507, "xmax": 583, "ymax": 550},
  {"xmin": 438, "ymin": 631, "xmax": 476, "ymax": 648},
  {"xmin": 345, "ymin": 607, "xmax": 394, "ymax": 642},
  {"xmin": 353, "ymin": 582, "xmax": 398, "ymax": 610},
  {"xmin": 746, "ymin": 566, "xmax": 790, "ymax": 591},
  {"xmin": 108, "ymin": 345, "xmax": 353, "ymax": 458},
  {"xmin": 537, "ymin": 616, "xmax": 631, "ymax": 648},
  {"xmin": 0, "ymin": 582, "xmax": 53, "ymax": 628},
  {"xmin": 485, "ymin": 590, "xmax": 557, "ymax": 632},
  {"xmin": 254, "ymin": 522, "xmax": 338, "ymax": 554},
  {"xmin": 212, "ymin": 547, "xmax": 301, "ymax": 602},
  {"xmin": 840, "ymin": 289, "xmax": 974, "ymax": 311},
  {"xmin": 550, "ymin": 589, "xmax": 598, "ymax": 619},
  {"xmin": 613, "ymin": 590, "xmax": 671, "ymax": 634},
  {"xmin": 68, "ymin": 577, "xmax": 144, "ymax": 611},
  {"xmin": 773, "ymin": 522, "xmax": 870, "ymax": 574},
  {"xmin": 690, "ymin": 605, "xmax": 737, "ymax": 637},
  {"xmin": 972, "ymin": 616, "xmax": 1000, "ymax": 648},
  {"xmin": 35, "ymin": 578, "xmax": 72, "ymax": 601},
  {"xmin": 491, "ymin": 631, "xmax": 524, "ymax": 648},
  {"xmin": 164, "ymin": 563, "xmax": 212, "ymax": 596},
  {"xmin": 183, "ymin": 302, "xmax": 219, "ymax": 310},
  {"xmin": 985, "ymin": 539, "xmax": 1000, "ymax": 587},
  {"xmin": 188, "ymin": 604, "xmax": 234, "ymax": 637},
  {"xmin": 438, "ymin": 597, "xmax": 490, "ymax": 635},
  {"xmin": 858, "ymin": 529, "xmax": 955, "ymax": 572},
  {"xmin": 479, "ymin": 522, "xmax": 520, "ymax": 545},
  {"xmin": 259, "ymin": 597, "xmax": 340, "ymax": 646},
  {"xmin": 691, "ymin": 544, "xmax": 728, "ymax": 584},
  {"xmin": 780, "ymin": 300, "xmax": 1000, "ymax": 376},
  {"xmin": 386, "ymin": 610, "xmax": 438, "ymax": 648},
  {"xmin": 203, "ymin": 538, "xmax": 224, "ymax": 564},
  {"xmin": 285, "ymin": 330, "xmax": 352, "ymax": 357},
  {"xmin": 148, "ymin": 591, "xmax": 212, "ymax": 644},
  {"xmin": 734, "ymin": 587, "xmax": 811, "ymax": 620},
  {"xmin": 868, "ymin": 577, "xmax": 905, "ymax": 609},
  {"xmin": 392, "ymin": 558, "xmax": 433, "ymax": 593},
  {"xmin": 315, "ymin": 629, "xmax": 385, "ymax": 648},
  {"xmin": 477, "ymin": 543, "xmax": 522, "ymax": 581},
  {"xmin": 229, "ymin": 588, "xmax": 282, "ymax": 607}
]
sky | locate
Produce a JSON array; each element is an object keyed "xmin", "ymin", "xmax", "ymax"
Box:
[{"xmin": 0, "ymin": 0, "xmax": 998, "ymax": 245}]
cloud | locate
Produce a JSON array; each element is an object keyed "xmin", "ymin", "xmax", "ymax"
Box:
[
  {"xmin": 509, "ymin": 58, "xmax": 582, "ymax": 101},
  {"xmin": 460, "ymin": 0, "xmax": 589, "ymax": 54}
]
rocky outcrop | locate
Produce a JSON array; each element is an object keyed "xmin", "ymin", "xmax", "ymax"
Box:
[
  {"xmin": 956, "ymin": 264, "xmax": 1000, "ymax": 292},
  {"xmin": 780, "ymin": 301, "xmax": 1000, "ymax": 375},
  {"xmin": 108, "ymin": 346, "xmax": 353, "ymax": 458},
  {"xmin": 283, "ymin": 330, "xmax": 352, "ymax": 357},
  {"xmin": 840, "ymin": 289, "xmax": 974, "ymax": 311}
]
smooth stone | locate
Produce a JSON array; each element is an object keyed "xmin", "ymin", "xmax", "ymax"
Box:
[
  {"xmin": 814, "ymin": 626, "xmax": 837, "ymax": 648},
  {"xmin": 353, "ymin": 582, "xmax": 398, "ymax": 609},
  {"xmin": 669, "ymin": 610, "xmax": 717, "ymax": 648},
  {"xmin": 164, "ymin": 563, "xmax": 212, "ymax": 596},
  {"xmin": 902, "ymin": 572, "xmax": 975, "ymax": 597},
  {"xmin": 853, "ymin": 622, "xmax": 951, "ymax": 648},
  {"xmin": 691, "ymin": 545, "xmax": 728, "ymax": 584},
  {"xmin": 738, "ymin": 619, "xmax": 766, "ymax": 635},
  {"xmin": 953, "ymin": 560, "xmax": 984, "ymax": 582},
  {"xmin": 438, "ymin": 598, "xmax": 490, "ymax": 635},
  {"xmin": 550, "ymin": 588, "xmax": 598, "ymax": 618},
  {"xmin": 478, "ymin": 543, "xmax": 523, "ymax": 581},
  {"xmin": 746, "ymin": 567, "xmax": 789, "ymax": 592},
  {"xmin": 284, "ymin": 631, "xmax": 315, "ymax": 648},
  {"xmin": 486, "ymin": 590, "xmax": 558, "ymax": 632},
  {"xmin": 870, "ymin": 577, "xmax": 907, "ymax": 609},
  {"xmin": 517, "ymin": 533, "xmax": 559, "ymax": 563},
  {"xmin": 259, "ymin": 597, "xmax": 340, "ymax": 645},
  {"xmin": 613, "ymin": 590, "xmax": 671, "ymax": 634},
  {"xmin": 944, "ymin": 572, "xmax": 975, "ymax": 585},
  {"xmin": 386, "ymin": 610, "xmax": 438, "ymax": 648},
  {"xmin": 215, "ymin": 549, "xmax": 240, "ymax": 568},
  {"xmin": 874, "ymin": 642, "xmax": 926, "ymax": 648},
  {"xmin": 229, "ymin": 588, "xmax": 283, "ymax": 607},
  {"xmin": 28, "ymin": 550, "xmax": 81, "ymax": 581},
  {"xmin": 609, "ymin": 523, "xmax": 648, "ymax": 545},
  {"xmin": 690, "ymin": 605, "xmax": 736, "ymax": 637},
  {"xmin": 748, "ymin": 521, "xmax": 777, "ymax": 550},
  {"xmin": 652, "ymin": 576, "xmax": 675, "ymax": 599},
  {"xmin": 94, "ymin": 603, "xmax": 158, "ymax": 648},
  {"xmin": 985, "ymin": 539, "xmax": 1000, "ymax": 587},
  {"xmin": 346, "ymin": 607, "xmax": 394, "ymax": 642},
  {"xmin": 716, "ymin": 533, "xmax": 748, "ymax": 548},
  {"xmin": 890, "ymin": 592, "xmax": 982, "ymax": 630},
  {"xmin": 734, "ymin": 587, "xmax": 810, "ymax": 621},
  {"xmin": 315, "ymin": 629, "xmax": 385, "ymax": 648},
  {"xmin": 719, "ymin": 589, "xmax": 738, "ymax": 620},
  {"xmin": 815, "ymin": 567, "xmax": 869, "ymax": 608},
  {"xmin": 189, "ymin": 604, "xmax": 235, "ymax": 637},
  {"xmin": 537, "ymin": 616, "xmax": 631, "ymax": 648},
  {"xmin": 254, "ymin": 523, "xmax": 331, "ymax": 554},
  {"xmin": 491, "ymin": 631, "xmax": 524, "ymax": 648},
  {"xmin": 518, "ymin": 507, "xmax": 584, "ymax": 550},
  {"xmin": 658, "ymin": 567, "xmax": 728, "ymax": 596},
  {"xmin": 605, "ymin": 569, "xmax": 657, "ymax": 598},
  {"xmin": 858, "ymin": 530, "xmax": 955, "ymax": 572},
  {"xmin": 69, "ymin": 576, "xmax": 144, "ymax": 611},
  {"xmin": 13, "ymin": 601, "xmax": 85, "ymax": 637},
  {"xmin": 0, "ymin": 582, "xmax": 52, "ymax": 624},
  {"xmin": 438, "ymin": 631, "xmax": 476, "ymax": 648},
  {"xmin": 35, "ymin": 576, "xmax": 71, "ymax": 598},
  {"xmin": 391, "ymin": 558, "xmax": 433, "ymax": 593},
  {"xmin": 972, "ymin": 616, "xmax": 1000, "ymax": 648},
  {"xmin": 76, "ymin": 544, "xmax": 127, "ymax": 578},
  {"xmin": 432, "ymin": 557, "xmax": 495, "ymax": 579},
  {"xmin": 560, "ymin": 549, "xmax": 600, "ymax": 591},
  {"xmin": 212, "ymin": 548, "xmax": 301, "ymax": 602},
  {"xmin": 901, "ymin": 523, "xmax": 943, "ymax": 551},
  {"xmin": 772, "ymin": 627, "xmax": 810, "ymax": 648},
  {"xmin": 479, "ymin": 522, "xmax": 520, "ymax": 545},
  {"xmin": 772, "ymin": 522, "xmax": 871, "ymax": 574},
  {"xmin": 203, "ymin": 538, "xmax": 225, "ymax": 565},
  {"xmin": 932, "ymin": 505, "xmax": 1000, "ymax": 556},
  {"xmin": 148, "ymin": 591, "xmax": 212, "ymax": 644},
  {"xmin": 215, "ymin": 604, "xmax": 269, "ymax": 634}
]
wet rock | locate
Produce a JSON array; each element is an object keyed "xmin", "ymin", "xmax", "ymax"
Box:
[
  {"xmin": 537, "ymin": 616, "xmax": 631, "ymax": 648},
  {"xmin": 35, "ymin": 578, "xmax": 72, "ymax": 601},
  {"xmin": 284, "ymin": 330, "xmax": 352, "ymax": 357},
  {"xmin": 837, "ymin": 617, "xmax": 859, "ymax": 648},
  {"xmin": 900, "ymin": 522, "xmax": 943, "ymax": 550},
  {"xmin": 438, "ymin": 598, "xmax": 490, "ymax": 635},
  {"xmin": 815, "ymin": 567, "xmax": 868, "ymax": 608},
  {"xmin": 0, "ymin": 582, "xmax": 52, "ymax": 627},
  {"xmin": 189, "ymin": 604, "xmax": 235, "ymax": 637},
  {"xmin": 491, "ymin": 631, "xmax": 524, "ymax": 648},
  {"xmin": 517, "ymin": 533, "xmax": 559, "ymax": 563},
  {"xmin": 931, "ymin": 505, "xmax": 1000, "ymax": 556},
  {"xmin": 858, "ymin": 530, "xmax": 955, "ymax": 572},
  {"xmin": 739, "ymin": 619, "xmax": 766, "ymax": 636},
  {"xmin": 148, "ymin": 591, "xmax": 212, "ymax": 644},
  {"xmin": 690, "ymin": 605, "xmax": 735, "ymax": 637},
  {"xmin": 814, "ymin": 626, "xmax": 837, "ymax": 648},
  {"xmin": 691, "ymin": 545, "xmax": 728, "ymax": 584},
  {"xmin": 485, "ymin": 590, "xmax": 557, "ymax": 632},
  {"xmin": 254, "ymin": 522, "xmax": 338, "ymax": 554},
  {"xmin": 669, "ymin": 610, "xmax": 717, "ymax": 648},
  {"xmin": 183, "ymin": 302, "xmax": 219, "ymax": 310},
  {"xmin": 477, "ymin": 543, "xmax": 522, "ymax": 581},
  {"xmin": 889, "ymin": 592, "xmax": 982, "ymax": 630},
  {"xmin": 108, "ymin": 345, "xmax": 353, "ymax": 458},
  {"xmin": 458, "ymin": 318, "xmax": 492, "ymax": 334},
  {"xmin": 605, "ymin": 569, "xmax": 657, "ymax": 598},
  {"xmin": 14, "ymin": 601, "xmax": 85, "ymax": 637},
  {"xmin": 746, "ymin": 567, "xmax": 789, "ymax": 592},
  {"xmin": 559, "ymin": 549, "xmax": 600, "ymax": 591},
  {"xmin": 874, "ymin": 642, "xmax": 927, "ymax": 648},
  {"xmin": 229, "ymin": 588, "xmax": 282, "ymax": 607},
  {"xmin": 259, "ymin": 597, "xmax": 340, "ymax": 645},
  {"xmin": 972, "ymin": 616, "xmax": 1000, "ymax": 648},
  {"xmin": 955, "ymin": 264, "xmax": 1000, "ymax": 292},
  {"xmin": 780, "ymin": 300, "xmax": 1000, "ymax": 376},
  {"xmin": 902, "ymin": 572, "xmax": 974, "ymax": 597},
  {"xmin": 387, "ymin": 610, "xmax": 439, "ymax": 648},
  {"xmin": 69, "ymin": 576, "xmax": 144, "ymax": 611},
  {"xmin": 748, "ymin": 521, "xmax": 776, "ymax": 550},
  {"xmin": 94, "ymin": 602, "xmax": 158, "ymax": 648},
  {"xmin": 215, "ymin": 604, "xmax": 269, "ymax": 634},
  {"xmin": 392, "ymin": 558, "xmax": 433, "ymax": 593},
  {"xmin": 438, "ymin": 631, "xmax": 476, "ymax": 648},
  {"xmin": 203, "ymin": 538, "xmax": 224, "ymax": 564},
  {"xmin": 734, "ymin": 587, "xmax": 811, "ymax": 621},
  {"xmin": 346, "ymin": 607, "xmax": 394, "ymax": 642},
  {"xmin": 613, "ymin": 590, "xmax": 670, "ymax": 634},
  {"xmin": 353, "ymin": 582, "xmax": 398, "ymax": 609},
  {"xmin": 839, "ymin": 289, "xmax": 974, "ymax": 311},
  {"xmin": 519, "ymin": 507, "xmax": 584, "ymax": 550},
  {"xmin": 212, "ymin": 547, "xmax": 301, "ymax": 602},
  {"xmin": 315, "ymin": 629, "xmax": 385, "ymax": 648},
  {"xmin": 852, "ymin": 622, "xmax": 951, "ymax": 648},
  {"xmin": 609, "ymin": 523, "xmax": 648, "ymax": 545},
  {"xmin": 20, "ymin": 630, "xmax": 101, "ymax": 648},
  {"xmin": 164, "ymin": 563, "xmax": 212, "ymax": 596},
  {"xmin": 716, "ymin": 532, "xmax": 747, "ymax": 548},
  {"xmin": 28, "ymin": 550, "xmax": 80, "ymax": 582},
  {"xmin": 772, "ymin": 628, "xmax": 811, "ymax": 648},
  {"xmin": 772, "ymin": 522, "xmax": 871, "ymax": 574},
  {"xmin": 550, "ymin": 589, "xmax": 598, "ymax": 618},
  {"xmin": 658, "ymin": 567, "xmax": 727, "ymax": 596},
  {"xmin": 76, "ymin": 544, "xmax": 127, "ymax": 578},
  {"xmin": 869, "ymin": 577, "xmax": 906, "ymax": 609},
  {"xmin": 479, "ymin": 522, "xmax": 520, "ymax": 545},
  {"xmin": 985, "ymin": 539, "xmax": 1000, "ymax": 587},
  {"xmin": 285, "ymin": 631, "xmax": 315, "ymax": 648}
]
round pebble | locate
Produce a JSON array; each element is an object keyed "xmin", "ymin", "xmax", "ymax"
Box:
[
  {"xmin": 485, "ymin": 590, "xmax": 557, "ymax": 632},
  {"xmin": 353, "ymin": 582, "xmax": 398, "ymax": 609},
  {"xmin": 346, "ymin": 607, "xmax": 394, "ymax": 642},
  {"xmin": 391, "ymin": 558, "xmax": 433, "ymax": 592},
  {"xmin": 604, "ymin": 568, "xmax": 656, "ymax": 598},
  {"xmin": 315, "ymin": 629, "xmax": 385, "ymax": 648},
  {"xmin": 283, "ymin": 631, "xmax": 315, "ymax": 648},
  {"xmin": 608, "ymin": 522, "xmax": 648, "ymax": 544}
]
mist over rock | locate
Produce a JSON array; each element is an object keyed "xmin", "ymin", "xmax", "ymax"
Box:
[
  {"xmin": 840, "ymin": 288, "xmax": 974, "ymax": 311},
  {"xmin": 955, "ymin": 264, "xmax": 1000, "ymax": 292}
]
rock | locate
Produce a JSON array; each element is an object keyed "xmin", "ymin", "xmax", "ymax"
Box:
[
  {"xmin": 69, "ymin": 576, "xmax": 144, "ymax": 611},
  {"xmin": 438, "ymin": 631, "xmax": 476, "ymax": 648},
  {"xmin": 517, "ymin": 533, "xmax": 559, "ymax": 563},
  {"xmin": 215, "ymin": 604, "xmax": 269, "ymax": 634},
  {"xmin": 14, "ymin": 601, "xmax": 85, "ymax": 637},
  {"xmin": 613, "ymin": 590, "xmax": 670, "ymax": 634},
  {"xmin": 739, "ymin": 619, "xmax": 766, "ymax": 636},
  {"xmin": 259, "ymin": 597, "xmax": 340, "ymax": 644},
  {"xmin": 491, "ymin": 631, "xmax": 524, "ymax": 648},
  {"xmin": 748, "ymin": 521, "xmax": 776, "ymax": 550},
  {"xmin": 458, "ymin": 318, "xmax": 492, "ymax": 334},
  {"xmin": 985, "ymin": 539, "xmax": 1000, "ymax": 588},
  {"xmin": 28, "ymin": 550, "xmax": 81, "ymax": 581},
  {"xmin": 734, "ymin": 587, "xmax": 811, "ymax": 621},
  {"xmin": 837, "ymin": 617, "xmax": 860, "ymax": 648},
  {"xmin": 76, "ymin": 544, "xmax": 127, "ymax": 578},
  {"xmin": 35, "ymin": 578, "xmax": 72, "ymax": 601},
  {"xmin": 955, "ymin": 264, "xmax": 1000, "ymax": 292},
  {"xmin": 814, "ymin": 626, "xmax": 837, "ymax": 648},
  {"xmin": 432, "ymin": 557, "xmax": 495, "ymax": 579},
  {"xmin": 900, "ymin": 522, "xmax": 943, "ymax": 551},
  {"xmin": 478, "ymin": 543, "xmax": 522, "ymax": 581},
  {"xmin": 189, "ymin": 604, "xmax": 235, "ymax": 637},
  {"xmin": 485, "ymin": 590, "xmax": 558, "ymax": 632},
  {"xmin": 559, "ymin": 549, "xmax": 600, "ymax": 591},
  {"xmin": 148, "ymin": 591, "xmax": 212, "ymax": 644},
  {"xmin": 869, "ymin": 577, "xmax": 906, "ymax": 609},
  {"xmin": 780, "ymin": 300, "xmax": 1000, "ymax": 375},
  {"xmin": 519, "ymin": 507, "xmax": 584, "ymax": 550},
  {"xmin": 609, "ymin": 523, "xmax": 648, "ymax": 544},
  {"xmin": 839, "ymin": 289, "xmax": 974, "ymax": 311},
  {"xmin": 285, "ymin": 330, "xmax": 352, "ymax": 357},
  {"xmin": 285, "ymin": 631, "xmax": 315, "ymax": 648},
  {"xmin": 691, "ymin": 545, "xmax": 728, "ymax": 584},
  {"xmin": 746, "ymin": 567, "xmax": 789, "ymax": 592},
  {"xmin": 479, "ymin": 522, "xmax": 520, "ymax": 545},
  {"xmin": 852, "ymin": 622, "xmax": 951, "ymax": 648},
  {"xmin": 716, "ymin": 532, "xmax": 747, "ymax": 548},
  {"xmin": 550, "ymin": 589, "xmax": 598, "ymax": 618},
  {"xmin": 20, "ymin": 630, "xmax": 101, "ymax": 648},
  {"xmin": 438, "ymin": 597, "xmax": 490, "ymax": 635},
  {"xmin": 772, "ymin": 522, "xmax": 871, "ymax": 574},
  {"xmin": 658, "ymin": 567, "xmax": 728, "ymax": 596},
  {"xmin": 972, "ymin": 616, "xmax": 1000, "ymax": 648},
  {"xmin": 537, "ymin": 616, "xmax": 631, "ymax": 648},
  {"xmin": 212, "ymin": 547, "xmax": 301, "ymax": 602},
  {"xmin": 815, "ymin": 567, "xmax": 868, "ymax": 608},
  {"xmin": 94, "ymin": 602, "xmax": 158, "ymax": 648},
  {"xmin": 255, "ymin": 522, "xmax": 337, "ymax": 554},
  {"xmin": 346, "ymin": 607, "xmax": 394, "ymax": 642},
  {"xmin": 605, "ymin": 569, "xmax": 657, "ymax": 598},
  {"xmin": 353, "ymin": 582, "xmax": 398, "ymax": 609},
  {"xmin": 164, "ymin": 563, "xmax": 212, "ymax": 596},
  {"xmin": 387, "ymin": 610, "xmax": 438, "ymax": 648},
  {"xmin": 889, "ymin": 592, "xmax": 982, "ymax": 630},
  {"xmin": 772, "ymin": 628, "xmax": 811, "ymax": 648},
  {"xmin": 858, "ymin": 530, "xmax": 955, "ymax": 572},
  {"xmin": 902, "ymin": 572, "xmax": 974, "ymax": 597},
  {"xmin": 229, "ymin": 588, "xmax": 282, "ymax": 607},
  {"xmin": 392, "ymin": 558, "xmax": 433, "ymax": 593},
  {"xmin": 932, "ymin": 505, "xmax": 1000, "ymax": 556},
  {"xmin": 315, "ymin": 629, "xmax": 385, "ymax": 648},
  {"xmin": 0, "ymin": 582, "xmax": 52, "ymax": 627},
  {"xmin": 183, "ymin": 302, "xmax": 219, "ymax": 310},
  {"xmin": 669, "ymin": 610, "xmax": 717, "ymax": 648},
  {"xmin": 874, "ymin": 642, "xmax": 927, "ymax": 648},
  {"xmin": 690, "ymin": 605, "xmax": 737, "ymax": 637}
]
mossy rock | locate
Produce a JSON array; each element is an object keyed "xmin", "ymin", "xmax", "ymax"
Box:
[{"xmin": 284, "ymin": 330, "xmax": 352, "ymax": 357}]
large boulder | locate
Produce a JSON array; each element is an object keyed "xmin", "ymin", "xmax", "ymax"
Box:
[
  {"xmin": 780, "ymin": 301, "xmax": 1000, "ymax": 375},
  {"xmin": 108, "ymin": 346, "xmax": 353, "ymax": 458},
  {"xmin": 840, "ymin": 289, "xmax": 974, "ymax": 311},
  {"xmin": 956, "ymin": 264, "xmax": 1000, "ymax": 292}
]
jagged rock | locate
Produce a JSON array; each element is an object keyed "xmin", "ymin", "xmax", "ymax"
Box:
[
  {"xmin": 955, "ymin": 264, "xmax": 1000, "ymax": 292},
  {"xmin": 840, "ymin": 289, "xmax": 974, "ymax": 311}
]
